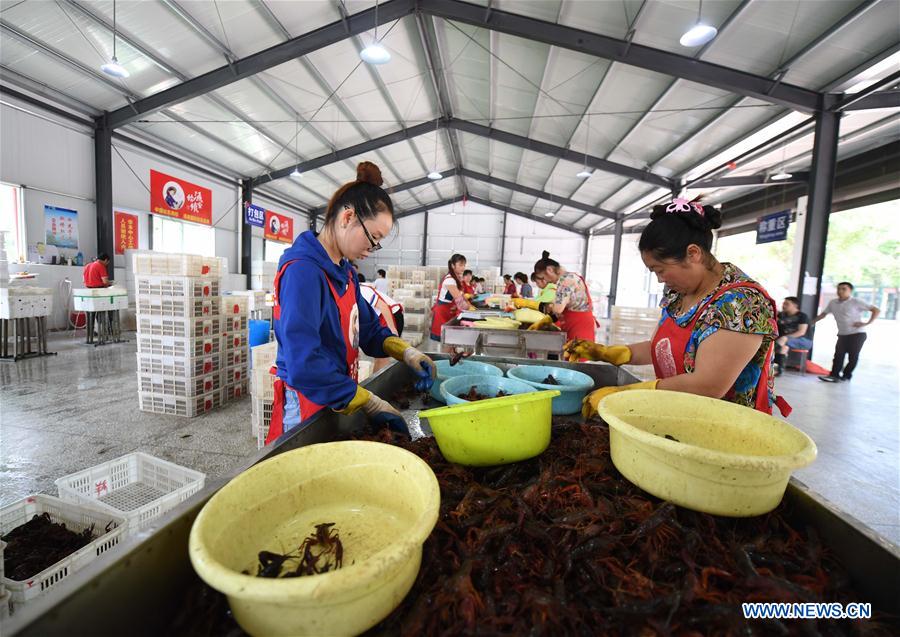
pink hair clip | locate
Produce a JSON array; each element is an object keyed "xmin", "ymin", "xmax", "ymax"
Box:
[{"xmin": 666, "ymin": 198, "xmax": 704, "ymax": 216}]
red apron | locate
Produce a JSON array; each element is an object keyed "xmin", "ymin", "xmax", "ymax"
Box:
[
  {"xmin": 430, "ymin": 274, "xmax": 461, "ymax": 340},
  {"xmin": 558, "ymin": 273, "xmax": 599, "ymax": 341},
  {"xmin": 650, "ymin": 281, "xmax": 790, "ymax": 416},
  {"xmin": 362, "ymin": 283, "xmax": 402, "ymax": 331},
  {"xmin": 265, "ymin": 260, "xmax": 360, "ymax": 445}
]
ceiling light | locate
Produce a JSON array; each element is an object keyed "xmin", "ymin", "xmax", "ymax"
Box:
[
  {"xmin": 770, "ymin": 170, "xmax": 792, "ymax": 181},
  {"xmin": 680, "ymin": 24, "xmax": 717, "ymax": 47},
  {"xmin": 290, "ymin": 167, "xmax": 302, "ymax": 178},
  {"xmin": 544, "ymin": 211, "xmax": 555, "ymax": 217},
  {"xmin": 680, "ymin": 0, "xmax": 716, "ymax": 47},
  {"xmin": 427, "ymin": 171, "xmax": 442, "ymax": 180},
  {"xmin": 360, "ymin": 43, "xmax": 390, "ymax": 65},
  {"xmin": 449, "ymin": 210, "xmax": 456, "ymax": 216},
  {"xmin": 576, "ymin": 169, "xmax": 592, "ymax": 179},
  {"xmin": 101, "ymin": 56, "xmax": 129, "ymax": 78}
]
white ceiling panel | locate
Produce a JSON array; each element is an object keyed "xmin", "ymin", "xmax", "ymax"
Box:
[
  {"xmin": 631, "ymin": 0, "xmax": 744, "ymax": 54},
  {"xmin": 438, "ymin": 21, "xmax": 491, "ymax": 122},
  {"xmin": 601, "ymin": 181, "xmax": 657, "ymax": 212},
  {"xmin": 262, "ymin": 0, "xmax": 343, "ymax": 38},
  {"xmin": 168, "ymin": 0, "xmax": 282, "ymax": 59},
  {"xmin": 559, "ymin": 0, "xmax": 647, "ymax": 41}
]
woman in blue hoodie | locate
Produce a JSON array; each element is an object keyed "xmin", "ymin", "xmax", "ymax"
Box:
[{"xmin": 265, "ymin": 162, "xmax": 435, "ymax": 444}]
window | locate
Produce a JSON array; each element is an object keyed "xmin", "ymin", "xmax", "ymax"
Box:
[
  {"xmin": 152, "ymin": 216, "xmax": 215, "ymax": 256},
  {"xmin": 0, "ymin": 183, "xmax": 23, "ymax": 260},
  {"xmin": 265, "ymin": 240, "xmax": 288, "ymax": 263}
]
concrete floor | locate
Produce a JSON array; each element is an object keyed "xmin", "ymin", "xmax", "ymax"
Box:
[{"xmin": 2, "ymin": 322, "xmax": 898, "ymax": 545}]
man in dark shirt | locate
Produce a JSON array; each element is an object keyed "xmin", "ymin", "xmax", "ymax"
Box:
[{"xmin": 774, "ymin": 296, "xmax": 812, "ymax": 375}]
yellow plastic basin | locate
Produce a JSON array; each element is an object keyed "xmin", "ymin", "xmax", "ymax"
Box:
[
  {"xmin": 598, "ymin": 390, "xmax": 817, "ymax": 517},
  {"xmin": 189, "ymin": 441, "xmax": 440, "ymax": 636},
  {"xmin": 420, "ymin": 390, "xmax": 559, "ymax": 466}
]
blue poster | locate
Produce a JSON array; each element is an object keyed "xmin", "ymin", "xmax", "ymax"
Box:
[
  {"xmin": 756, "ymin": 210, "xmax": 790, "ymax": 244},
  {"xmin": 44, "ymin": 205, "xmax": 79, "ymax": 249},
  {"xmin": 245, "ymin": 204, "xmax": 265, "ymax": 228}
]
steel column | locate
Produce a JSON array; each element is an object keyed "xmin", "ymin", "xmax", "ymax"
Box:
[
  {"xmin": 241, "ymin": 179, "xmax": 253, "ymax": 290},
  {"xmin": 499, "ymin": 211, "xmax": 507, "ymax": 275},
  {"xmin": 94, "ymin": 117, "xmax": 113, "ymax": 260},
  {"xmin": 608, "ymin": 218, "xmax": 623, "ymax": 315},
  {"xmin": 421, "ymin": 210, "xmax": 429, "ymax": 267},
  {"xmin": 797, "ymin": 110, "xmax": 841, "ymax": 327}
]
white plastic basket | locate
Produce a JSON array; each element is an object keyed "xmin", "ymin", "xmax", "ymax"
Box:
[
  {"xmin": 221, "ymin": 348, "xmax": 248, "ymax": 368},
  {"xmin": 138, "ymin": 390, "xmax": 222, "ymax": 417},
  {"xmin": 0, "ymin": 495, "xmax": 125, "ymax": 607},
  {"xmin": 55, "ymin": 453, "xmax": 205, "ymax": 533},
  {"xmin": 221, "ymin": 315, "xmax": 248, "ymax": 334},
  {"xmin": 228, "ymin": 290, "xmax": 267, "ymax": 311},
  {"xmin": 73, "ymin": 294, "xmax": 128, "ymax": 312},
  {"xmin": 403, "ymin": 297, "xmax": 429, "ymax": 312},
  {"xmin": 135, "ymin": 276, "xmax": 219, "ymax": 298},
  {"xmin": 136, "ymin": 333, "xmax": 220, "ymax": 358},
  {"xmin": 252, "ymin": 399, "xmax": 273, "ymax": 448},
  {"xmin": 222, "ymin": 332, "xmax": 248, "ymax": 350},
  {"xmin": 404, "ymin": 312, "xmax": 427, "ymax": 329},
  {"xmin": 251, "ymin": 366, "xmax": 275, "ymax": 401},
  {"xmin": 137, "ymin": 371, "xmax": 221, "ymax": 397},
  {"xmin": 251, "ymin": 342, "xmax": 278, "ymax": 371},
  {"xmin": 404, "ymin": 331, "xmax": 424, "ymax": 347},
  {"xmin": 132, "ymin": 253, "xmax": 223, "ymax": 278},
  {"xmin": 136, "ymin": 295, "xmax": 219, "ymax": 319},
  {"xmin": 137, "ymin": 316, "xmax": 222, "ymax": 339},
  {"xmin": 220, "ymin": 295, "xmax": 248, "ymax": 316},
  {"xmin": 136, "ymin": 353, "xmax": 221, "ymax": 378}
]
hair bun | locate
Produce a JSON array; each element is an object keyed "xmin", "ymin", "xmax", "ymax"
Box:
[
  {"xmin": 650, "ymin": 201, "xmax": 722, "ymax": 231},
  {"xmin": 541, "ymin": 250, "xmax": 550, "ymax": 259},
  {"xmin": 356, "ymin": 161, "xmax": 383, "ymax": 187},
  {"xmin": 701, "ymin": 204, "xmax": 723, "ymax": 230}
]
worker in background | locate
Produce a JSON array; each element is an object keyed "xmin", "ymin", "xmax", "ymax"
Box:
[
  {"xmin": 358, "ymin": 273, "xmax": 405, "ymax": 373},
  {"xmin": 503, "ymin": 274, "xmax": 517, "ymax": 296},
  {"xmin": 430, "ymin": 253, "xmax": 474, "ymax": 343},
  {"xmin": 814, "ymin": 281, "xmax": 880, "ymax": 383},
  {"xmin": 567, "ymin": 199, "xmax": 787, "ymax": 419},
  {"xmin": 511, "ymin": 251, "xmax": 597, "ymax": 339},
  {"xmin": 83, "ymin": 253, "xmax": 111, "ymax": 288},
  {"xmin": 473, "ymin": 277, "xmax": 485, "ymax": 295},
  {"xmin": 514, "ymin": 272, "xmax": 533, "ymax": 298},
  {"xmin": 531, "ymin": 271, "xmax": 557, "ymax": 304},
  {"xmin": 461, "ymin": 269, "xmax": 475, "ymax": 297},
  {"xmin": 267, "ymin": 162, "xmax": 435, "ymax": 445},
  {"xmin": 774, "ymin": 296, "xmax": 812, "ymax": 376},
  {"xmin": 373, "ymin": 268, "xmax": 390, "ymax": 296}
]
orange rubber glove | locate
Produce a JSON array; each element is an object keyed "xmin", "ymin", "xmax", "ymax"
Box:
[{"xmin": 564, "ymin": 339, "xmax": 632, "ymax": 365}]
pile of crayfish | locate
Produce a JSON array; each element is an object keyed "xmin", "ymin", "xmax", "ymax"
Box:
[{"xmin": 362, "ymin": 421, "xmax": 895, "ymax": 636}]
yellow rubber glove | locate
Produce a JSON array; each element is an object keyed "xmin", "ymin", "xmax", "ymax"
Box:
[
  {"xmin": 338, "ymin": 386, "xmax": 408, "ymax": 432},
  {"xmin": 526, "ymin": 314, "xmax": 554, "ymax": 331},
  {"xmin": 582, "ymin": 380, "xmax": 658, "ymax": 420},
  {"xmin": 512, "ymin": 298, "xmax": 541, "ymax": 310},
  {"xmin": 383, "ymin": 336, "xmax": 436, "ymax": 391},
  {"xmin": 463, "ymin": 293, "xmax": 473, "ymax": 300},
  {"xmin": 564, "ymin": 339, "xmax": 632, "ymax": 365}
]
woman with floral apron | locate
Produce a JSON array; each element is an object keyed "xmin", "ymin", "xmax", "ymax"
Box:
[
  {"xmin": 568, "ymin": 199, "xmax": 790, "ymax": 420},
  {"xmin": 265, "ymin": 162, "xmax": 435, "ymax": 445}
]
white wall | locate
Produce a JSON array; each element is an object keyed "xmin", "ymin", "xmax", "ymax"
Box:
[
  {"xmin": 587, "ymin": 233, "xmax": 662, "ymax": 311},
  {"xmin": 501, "ymin": 213, "xmax": 586, "ymax": 280}
]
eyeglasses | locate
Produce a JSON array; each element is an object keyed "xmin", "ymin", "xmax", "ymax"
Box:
[{"xmin": 348, "ymin": 206, "xmax": 382, "ymax": 252}]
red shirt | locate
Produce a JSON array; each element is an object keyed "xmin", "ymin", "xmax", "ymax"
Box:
[
  {"xmin": 504, "ymin": 281, "xmax": 517, "ymax": 296},
  {"xmin": 83, "ymin": 261, "xmax": 108, "ymax": 288}
]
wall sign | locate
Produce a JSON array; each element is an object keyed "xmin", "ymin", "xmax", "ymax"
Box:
[
  {"xmin": 44, "ymin": 205, "xmax": 79, "ymax": 249},
  {"xmin": 756, "ymin": 210, "xmax": 790, "ymax": 244},
  {"xmin": 264, "ymin": 210, "xmax": 294, "ymax": 244},
  {"xmin": 114, "ymin": 211, "xmax": 139, "ymax": 254},
  {"xmin": 150, "ymin": 169, "xmax": 212, "ymax": 225},
  {"xmin": 245, "ymin": 203, "xmax": 265, "ymax": 228}
]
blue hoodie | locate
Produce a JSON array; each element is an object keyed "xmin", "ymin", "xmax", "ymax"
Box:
[{"xmin": 274, "ymin": 231, "xmax": 393, "ymax": 410}]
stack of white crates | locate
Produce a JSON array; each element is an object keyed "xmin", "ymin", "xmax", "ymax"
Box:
[
  {"xmin": 250, "ymin": 260, "xmax": 277, "ymax": 291},
  {"xmin": 250, "ymin": 341, "xmax": 278, "ymax": 448},
  {"xmin": 220, "ymin": 295, "xmax": 250, "ymax": 401},
  {"xmin": 134, "ymin": 252, "xmax": 243, "ymax": 417}
]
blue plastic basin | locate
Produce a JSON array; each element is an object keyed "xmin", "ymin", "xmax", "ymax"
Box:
[
  {"xmin": 431, "ymin": 360, "xmax": 503, "ymax": 402},
  {"xmin": 506, "ymin": 365, "xmax": 595, "ymax": 415},
  {"xmin": 440, "ymin": 374, "xmax": 538, "ymax": 406}
]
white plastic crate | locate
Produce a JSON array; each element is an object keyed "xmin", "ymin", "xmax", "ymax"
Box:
[
  {"xmin": 221, "ymin": 295, "xmax": 248, "ymax": 316},
  {"xmin": 252, "ymin": 398, "xmax": 273, "ymax": 448},
  {"xmin": 403, "ymin": 297, "xmax": 429, "ymax": 312},
  {"xmin": 221, "ymin": 379, "xmax": 249, "ymax": 402},
  {"xmin": 55, "ymin": 453, "xmax": 206, "ymax": 533},
  {"xmin": 137, "ymin": 295, "xmax": 219, "ymax": 318},
  {"xmin": 138, "ymin": 390, "xmax": 221, "ymax": 417},
  {"xmin": 404, "ymin": 312, "xmax": 427, "ymax": 329},
  {"xmin": 136, "ymin": 353, "xmax": 221, "ymax": 378},
  {"xmin": 0, "ymin": 495, "xmax": 125, "ymax": 608},
  {"xmin": 222, "ymin": 364, "xmax": 249, "ymax": 385},
  {"xmin": 135, "ymin": 276, "xmax": 219, "ymax": 298},
  {"xmin": 251, "ymin": 341, "xmax": 278, "ymax": 371},
  {"xmin": 132, "ymin": 252, "xmax": 223, "ymax": 278},
  {"xmin": 137, "ymin": 315, "xmax": 222, "ymax": 339},
  {"xmin": 358, "ymin": 359, "xmax": 374, "ymax": 382},
  {"xmin": 251, "ymin": 366, "xmax": 275, "ymax": 401},
  {"xmin": 137, "ymin": 333, "xmax": 220, "ymax": 358},
  {"xmin": 221, "ymin": 348, "xmax": 248, "ymax": 368},
  {"xmin": 229, "ymin": 290, "xmax": 267, "ymax": 311},
  {"xmin": 137, "ymin": 371, "xmax": 221, "ymax": 397},
  {"xmin": 222, "ymin": 332, "xmax": 248, "ymax": 350},
  {"xmin": 221, "ymin": 315, "xmax": 248, "ymax": 333},
  {"xmin": 403, "ymin": 331, "xmax": 424, "ymax": 347}
]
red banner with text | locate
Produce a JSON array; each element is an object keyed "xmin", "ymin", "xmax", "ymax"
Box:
[
  {"xmin": 150, "ymin": 169, "xmax": 212, "ymax": 225},
  {"xmin": 264, "ymin": 210, "xmax": 294, "ymax": 243},
  {"xmin": 114, "ymin": 211, "xmax": 138, "ymax": 255}
]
